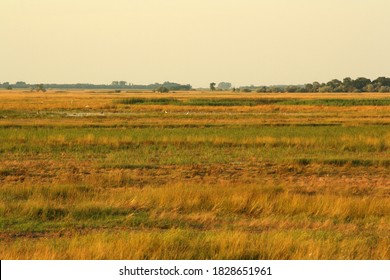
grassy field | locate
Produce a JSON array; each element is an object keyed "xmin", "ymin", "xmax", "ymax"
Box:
[{"xmin": 0, "ymin": 90, "xmax": 389, "ymax": 259}]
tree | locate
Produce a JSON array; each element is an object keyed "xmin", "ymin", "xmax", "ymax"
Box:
[
  {"xmin": 34, "ymin": 84, "xmax": 46, "ymax": 92},
  {"xmin": 268, "ymin": 86, "xmax": 283, "ymax": 93},
  {"xmin": 217, "ymin": 82, "xmax": 232, "ymax": 90},
  {"xmin": 286, "ymin": 85, "xmax": 299, "ymax": 93},
  {"xmin": 342, "ymin": 77, "xmax": 354, "ymax": 92},
  {"xmin": 327, "ymin": 79, "xmax": 342, "ymax": 90},
  {"xmin": 312, "ymin": 82, "xmax": 321, "ymax": 92},
  {"xmin": 351, "ymin": 77, "xmax": 371, "ymax": 91},
  {"xmin": 15, "ymin": 81, "xmax": 28, "ymax": 88},
  {"xmin": 304, "ymin": 83, "xmax": 314, "ymax": 92},
  {"xmin": 363, "ymin": 84, "xmax": 375, "ymax": 92},
  {"xmin": 343, "ymin": 77, "xmax": 352, "ymax": 86},
  {"xmin": 119, "ymin": 81, "xmax": 127, "ymax": 87},
  {"xmin": 373, "ymin": 77, "xmax": 390, "ymax": 87},
  {"xmin": 256, "ymin": 86, "xmax": 267, "ymax": 93},
  {"xmin": 379, "ymin": 86, "xmax": 390, "ymax": 93},
  {"xmin": 162, "ymin": 81, "xmax": 192, "ymax": 91},
  {"xmin": 333, "ymin": 85, "xmax": 346, "ymax": 93},
  {"xmin": 318, "ymin": 85, "xmax": 333, "ymax": 93},
  {"xmin": 210, "ymin": 82, "xmax": 216, "ymax": 91},
  {"xmin": 156, "ymin": 86, "xmax": 169, "ymax": 93}
]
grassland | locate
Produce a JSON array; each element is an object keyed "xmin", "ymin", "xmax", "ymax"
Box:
[{"xmin": 0, "ymin": 90, "xmax": 389, "ymax": 259}]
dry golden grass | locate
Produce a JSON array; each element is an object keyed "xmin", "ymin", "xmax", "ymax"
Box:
[{"xmin": 2, "ymin": 229, "xmax": 389, "ymax": 260}]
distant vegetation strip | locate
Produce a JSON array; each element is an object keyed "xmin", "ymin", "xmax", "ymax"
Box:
[
  {"xmin": 116, "ymin": 97, "xmax": 390, "ymax": 106},
  {"xmin": 0, "ymin": 81, "xmax": 192, "ymax": 91},
  {"xmin": 3, "ymin": 76, "xmax": 390, "ymax": 92}
]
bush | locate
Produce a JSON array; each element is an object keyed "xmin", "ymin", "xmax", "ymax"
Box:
[
  {"xmin": 31, "ymin": 84, "xmax": 46, "ymax": 92},
  {"xmin": 379, "ymin": 86, "xmax": 390, "ymax": 93},
  {"xmin": 156, "ymin": 86, "xmax": 169, "ymax": 93},
  {"xmin": 256, "ymin": 87, "xmax": 267, "ymax": 93}
]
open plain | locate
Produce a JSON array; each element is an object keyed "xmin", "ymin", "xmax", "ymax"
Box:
[{"xmin": 0, "ymin": 90, "xmax": 389, "ymax": 259}]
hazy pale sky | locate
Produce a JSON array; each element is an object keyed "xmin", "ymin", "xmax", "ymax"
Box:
[{"xmin": 1, "ymin": 0, "xmax": 390, "ymax": 87}]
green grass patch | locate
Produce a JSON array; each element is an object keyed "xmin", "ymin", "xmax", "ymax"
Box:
[{"xmin": 72, "ymin": 207, "xmax": 130, "ymax": 220}]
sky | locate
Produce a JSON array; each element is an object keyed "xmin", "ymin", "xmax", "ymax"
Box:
[{"xmin": 1, "ymin": 0, "xmax": 390, "ymax": 87}]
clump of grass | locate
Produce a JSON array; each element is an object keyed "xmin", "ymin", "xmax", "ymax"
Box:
[
  {"xmin": 0, "ymin": 168, "xmax": 17, "ymax": 176},
  {"xmin": 72, "ymin": 206, "xmax": 130, "ymax": 220},
  {"xmin": 30, "ymin": 207, "xmax": 68, "ymax": 221}
]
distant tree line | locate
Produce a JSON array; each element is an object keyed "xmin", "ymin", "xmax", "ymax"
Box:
[
  {"xmin": 0, "ymin": 81, "xmax": 192, "ymax": 91},
  {"xmin": 239, "ymin": 77, "xmax": 390, "ymax": 93},
  {"xmin": 2, "ymin": 77, "xmax": 390, "ymax": 93},
  {"xmin": 209, "ymin": 82, "xmax": 232, "ymax": 91}
]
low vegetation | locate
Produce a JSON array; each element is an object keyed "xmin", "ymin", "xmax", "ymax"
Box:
[{"xmin": 117, "ymin": 97, "xmax": 390, "ymax": 106}]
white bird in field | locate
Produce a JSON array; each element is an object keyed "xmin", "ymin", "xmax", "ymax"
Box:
[
  {"xmin": 164, "ymin": 111, "xmax": 168, "ymax": 114},
  {"xmin": 186, "ymin": 111, "xmax": 189, "ymax": 115}
]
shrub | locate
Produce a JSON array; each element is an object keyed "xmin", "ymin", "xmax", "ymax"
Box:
[{"xmin": 156, "ymin": 86, "xmax": 169, "ymax": 93}]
